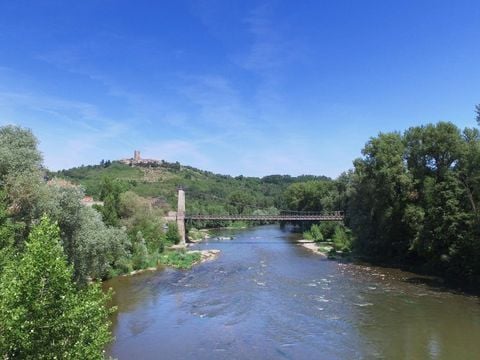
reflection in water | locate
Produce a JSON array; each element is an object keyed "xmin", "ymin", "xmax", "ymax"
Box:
[{"xmin": 104, "ymin": 225, "xmax": 480, "ymax": 360}]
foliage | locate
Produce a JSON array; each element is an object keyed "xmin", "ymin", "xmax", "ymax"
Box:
[
  {"xmin": 54, "ymin": 161, "xmax": 332, "ymax": 225},
  {"xmin": 39, "ymin": 180, "xmax": 85, "ymax": 263},
  {"xmin": 347, "ymin": 120, "xmax": 480, "ymax": 287},
  {"xmin": 317, "ymin": 222, "xmax": 341, "ymax": 240},
  {"xmin": 0, "ymin": 216, "xmax": 112, "ymax": 359},
  {"xmin": 303, "ymin": 224, "xmax": 324, "ymax": 242},
  {"xmin": 119, "ymin": 191, "xmax": 165, "ymax": 253},
  {"xmin": 0, "ymin": 191, "xmax": 17, "ymax": 271},
  {"xmin": 131, "ymin": 231, "xmax": 150, "ymax": 270},
  {"xmin": 0, "ymin": 125, "xmax": 42, "ymax": 180},
  {"xmin": 160, "ymin": 250, "xmax": 201, "ymax": 270},
  {"xmin": 72, "ymin": 206, "xmax": 130, "ymax": 282},
  {"xmin": 348, "ymin": 132, "xmax": 412, "ymax": 258},
  {"xmin": 188, "ymin": 227, "xmax": 208, "ymax": 241},
  {"xmin": 98, "ymin": 176, "xmax": 130, "ymax": 226},
  {"xmin": 284, "ymin": 180, "xmax": 338, "ymax": 212},
  {"xmin": 332, "ymin": 226, "xmax": 352, "ymax": 252},
  {"xmin": 0, "ymin": 126, "xmax": 43, "ymax": 239},
  {"xmin": 165, "ymin": 222, "xmax": 180, "ymax": 244}
]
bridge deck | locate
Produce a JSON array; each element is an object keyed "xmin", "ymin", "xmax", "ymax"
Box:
[{"xmin": 185, "ymin": 214, "xmax": 344, "ymax": 221}]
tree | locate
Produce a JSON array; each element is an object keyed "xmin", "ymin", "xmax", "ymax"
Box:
[
  {"xmin": 0, "ymin": 126, "xmax": 43, "ymax": 240},
  {"xmin": 39, "ymin": 181, "xmax": 84, "ymax": 264},
  {"xmin": 332, "ymin": 226, "xmax": 352, "ymax": 252},
  {"xmin": 165, "ymin": 222, "xmax": 180, "ymax": 244},
  {"xmin": 303, "ymin": 224, "xmax": 324, "ymax": 242},
  {"xmin": 284, "ymin": 180, "xmax": 337, "ymax": 212},
  {"xmin": 227, "ymin": 190, "xmax": 255, "ymax": 214},
  {"xmin": 0, "ymin": 216, "xmax": 112, "ymax": 359},
  {"xmin": 132, "ymin": 231, "xmax": 149, "ymax": 270},
  {"xmin": 349, "ymin": 132, "xmax": 412, "ymax": 258},
  {"xmin": 0, "ymin": 190, "xmax": 18, "ymax": 271},
  {"xmin": 99, "ymin": 177, "xmax": 124, "ymax": 226},
  {"xmin": 0, "ymin": 125, "xmax": 42, "ymax": 181},
  {"xmin": 119, "ymin": 191, "xmax": 165, "ymax": 253},
  {"xmin": 72, "ymin": 207, "xmax": 130, "ymax": 282}
]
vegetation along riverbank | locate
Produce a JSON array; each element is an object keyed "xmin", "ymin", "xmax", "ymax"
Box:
[{"xmin": 2, "ymin": 107, "xmax": 480, "ymax": 356}]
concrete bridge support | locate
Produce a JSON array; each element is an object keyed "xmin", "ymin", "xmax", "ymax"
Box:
[{"xmin": 176, "ymin": 188, "xmax": 186, "ymax": 246}]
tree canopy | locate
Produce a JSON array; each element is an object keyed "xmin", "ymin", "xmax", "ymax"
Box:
[{"xmin": 0, "ymin": 216, "xmax": 112, "ymax": 359}]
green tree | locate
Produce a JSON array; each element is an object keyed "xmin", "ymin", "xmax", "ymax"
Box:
[
  {"xmin": 227, "ymin": 190, "xmax": 255, "ymax": 214},
  {"xmin": 39, "ymin": 181, "xmax": 84, "ymax": 264},
  {"xmin": 305, "ymin": 224, "xmax": 324, "ymax": 242},
  {"xmin": 72, "ymin": 207, "xmax": 130, "ymax": 282},
  {"xmin": 349, "ymin": 132, "xmax": 412, "ymax": 258},
  {"xmin": 0, "ymin": 216, "xmax": 112, "ymax": 359},
  {"xmin": 99, "ymin": 176, "xmax": 126, "ymax": 226},
  {"xmin": 132, "ymin": 231, "xmax": 149, "ymax": 270},
  {"xmin": 165, "ymin": 222, "xmax": 180, "ymax": 244},
  {"xmin": 0, "ymin": 191, "xmax": 18, "ymax": 271},
  {"xmin": 284, "ymin": 180, "xmax": 337, "ymax": 212},
  {"xmin": 119, "ymin": 191, "xmax": 165, "ymax": 253},
  {"xmin": 0, "ymin": 126, "xmax": 42, "ymax": 181},
  {"xmin": 332, "ymin": 226, "xmax": 352, "ymax": 252}
]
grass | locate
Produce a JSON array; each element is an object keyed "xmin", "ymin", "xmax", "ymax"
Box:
[
  {"xmin": 160, "ymin": 250, "xmax": 201, "ymax": 270},
  {"xmin": 188, "ymin": 228, "xmax": 209, "ymax": 241}
]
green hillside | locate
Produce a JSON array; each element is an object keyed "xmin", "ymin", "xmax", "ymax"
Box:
[{"xmin": 52, "ymin": 160, "xmax": 331, "ymax": 215}]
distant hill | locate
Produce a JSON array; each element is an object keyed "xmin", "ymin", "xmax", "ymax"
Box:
[{"xmin": 51, "ymin": 160, "xmax": 331, "ymax": 214}]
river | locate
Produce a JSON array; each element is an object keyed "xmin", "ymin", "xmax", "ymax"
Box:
[{"xmin": 104, "ymin": 225, "xmax": 480, "ymax": 359}]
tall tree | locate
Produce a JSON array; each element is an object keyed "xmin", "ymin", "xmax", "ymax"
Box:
[
  {"xmin": 0, "ymin": 216, "xmax": 112, "ymax": 359},
  {"xmin": 349, "ymin": 132, "xmax": 412, "ymax": 258},
  {"xmin": 99, "ymin": 176, "xmax": 124, "ymax": 226},
  {"xmin": 0, "ymin": 126, "xmax": 43, "ymax": 238}
]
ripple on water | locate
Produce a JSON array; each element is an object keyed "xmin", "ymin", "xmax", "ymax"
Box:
[{"xmin": 107, "ymin": 225, "xmax": 480, "ymax": 360}]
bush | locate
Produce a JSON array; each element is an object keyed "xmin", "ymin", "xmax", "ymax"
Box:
[
  {"xmin": 165, "ymin": 222, "xmax": 180, "ymax": 244},
  {"xmin": 332, "ymin": 226, "xmax": 352, "ymax": 252},
  {"xmin": 160, "ymin": 250, "xmax": 201, "ymax": 269},
  {"xmin": 318, "ymin": 222, "xmax": 341, "ymax": 240},
  {"xmin": 303, "ymin": 224, "xmax": 324, "ymax": 242},
  {"xmin": 132, "ymin": 231, "xmax": 149, "ymax": 270}
]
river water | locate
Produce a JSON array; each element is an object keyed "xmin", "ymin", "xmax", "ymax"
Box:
[{"xmin": 104, "ymin": 225, "xmax": 480, "ymax": 359}]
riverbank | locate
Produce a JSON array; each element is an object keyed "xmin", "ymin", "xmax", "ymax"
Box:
[
  {"xmin": 296, "ymin": 239, "xmax": 338, "ymax": 256},
  {"xmin": 296, "ymin": 239, "xmax": 328, "ymax": 256},
  {"xmin": 106, "ymin": 224, "xmax": 480, "ymax": 360},
  {"xmin": 122, "ymin": 249, "xmax": 221, "ymax": 277}
]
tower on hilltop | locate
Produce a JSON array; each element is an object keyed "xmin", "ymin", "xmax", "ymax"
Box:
[{"xmin": 134, "ymin": 150, "xmax": 141, "ymax": 161}]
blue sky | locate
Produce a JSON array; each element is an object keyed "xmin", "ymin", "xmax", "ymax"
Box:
[{"xmin": 1, "ymin": 1, "xmax": 479, "ymax": 177}]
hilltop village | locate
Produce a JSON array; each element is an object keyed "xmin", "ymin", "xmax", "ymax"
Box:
[{"xmin": 119, "ymin": 150, "xmax": 163, "ymax": 167}]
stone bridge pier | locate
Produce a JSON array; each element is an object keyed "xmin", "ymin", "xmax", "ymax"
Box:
[{"xmin": 176, "ymin": 188, "xmax": 186, "ymax": 246}]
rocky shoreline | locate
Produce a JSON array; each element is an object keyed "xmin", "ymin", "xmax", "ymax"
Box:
[
  {"xmin": 189, "ymin": 249, "xmax": 221, "ymax": 264},
  {"xmin": 295, "ymin": 240, "xmax": 328, "ymax": 256},
  {"xmin": 122, "ymin": 249, "xmax": 221, "ymax": 277}
]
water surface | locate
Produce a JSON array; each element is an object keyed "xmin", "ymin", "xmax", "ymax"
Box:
[{"xmin": 105, "ymin": 225, "xmax": 480, "ymax": 359}]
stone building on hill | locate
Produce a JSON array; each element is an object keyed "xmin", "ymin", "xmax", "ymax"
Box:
[{"xmin": 119, "ymin": 150, "xmax": 161, "ymax": 166}]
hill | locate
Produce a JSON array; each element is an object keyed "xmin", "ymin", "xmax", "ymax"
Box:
[{"xmin": 52, "ymin": 160, "xmax": 331, "ymax": 215}]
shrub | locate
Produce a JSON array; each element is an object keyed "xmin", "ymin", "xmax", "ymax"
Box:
[
  {"xmin": 165, "ymin": 222, "xmax": 180, "ymax": 244},
  {"xmin": 303, "ymin": 224, "xmax": 324, "ymax": 242},
  {"xmin": 332, "ymin": 226, "xmax": 352, "ymax": 252}
]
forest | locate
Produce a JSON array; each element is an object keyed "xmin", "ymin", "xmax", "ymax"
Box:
[{"xmin": 1, "ymin": 107, "xmax": 480, "ymax": 357}]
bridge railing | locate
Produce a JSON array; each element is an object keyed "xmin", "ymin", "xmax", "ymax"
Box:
[{"xmin": 185, "ymin": 212, "xmax": 344, "ymax": 221}]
